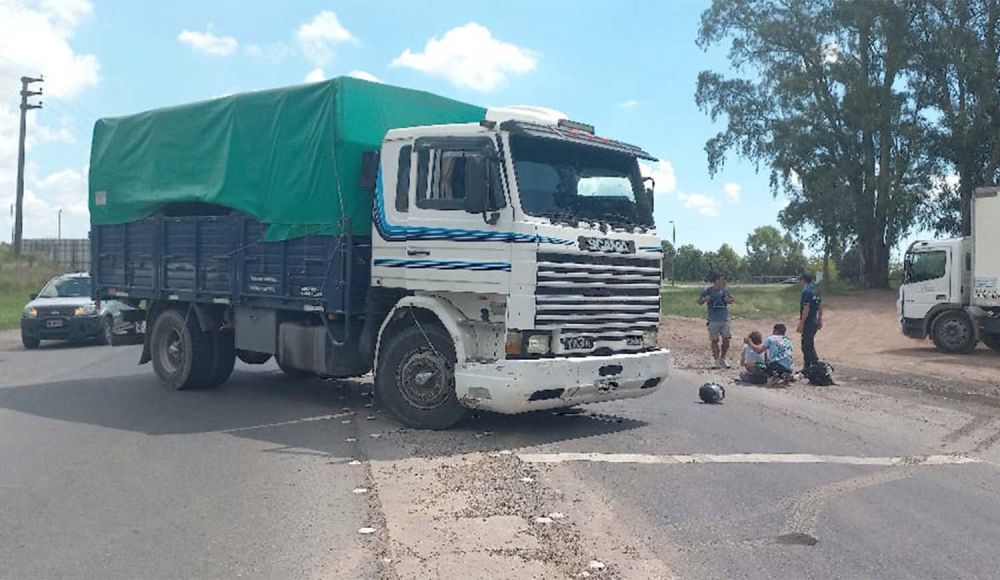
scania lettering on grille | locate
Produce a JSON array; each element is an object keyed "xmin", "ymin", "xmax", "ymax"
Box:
[
  {"xmin": 561, "ymin": 336, "xmax": 595, "ymax": 350},
  {"xmin": 578, "ymin": 236, "xmax": 635, "ymax": 254}
]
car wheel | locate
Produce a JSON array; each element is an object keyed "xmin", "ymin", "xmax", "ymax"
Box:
[
  {"xmin": 149, "ymin": 308, "xmax": 216, "ymax": 390},
  {"xmin": 375, "ymin": 324, "xmax": 467, "ymax": 429},
  {"xmin": 98, "ymin": 316, "xmax": 114, "ymax": 346},
  {"xmin": 21, "ymin": 332, "xmax": 40, "ymax": 350},
  {"xmin": 931, "ymin": 311, "xmax": 977, "ymax": 354}
]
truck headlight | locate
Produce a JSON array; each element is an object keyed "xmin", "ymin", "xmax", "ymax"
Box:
[
  {"xmin": 74, "ymin": 303, "xmax": 98, "ymax": 317},
  {"xmin": 643, "ymin": 329, "xmax": 658, "ymax": 348},
  {"xmin": 526, "ymin": 333, "xmax": 551, "ymax": 355},
  {"xmin": 24, "ymin": 307, "xmax": 37, "ymax": 319}
]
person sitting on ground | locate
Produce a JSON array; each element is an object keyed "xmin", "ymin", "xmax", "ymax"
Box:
[
  {"xmin": 697, "ymin": 273, "xmax": 735, "ymax": 368},
  {"xmin": 745, "ymin": 323, "xmax": 795, "ymax": 385},
  {"xmin": 739, "ymin": 331, "xmax": 767, "ymax": 384}
]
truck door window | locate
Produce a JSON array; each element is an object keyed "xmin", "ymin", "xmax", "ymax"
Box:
[
  {"xmin": 906, "ymin": 251, "xmax": 947, "ymax": 283},
  {"xmin": 417, "ymin": 150, "xmax": 471, "ymax": 211},
  {"xmin": 395, "ymin": 145, "xmax": 412, "ymax": 212}
]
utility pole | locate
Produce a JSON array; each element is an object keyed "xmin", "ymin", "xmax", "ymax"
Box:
[
  {"xmin": 57, "ymin": 208, "xmax": 62, "ymax": 240},
  {"xmin": 14, "ymin": 75, "xmax": 44, "ymax": 257}
]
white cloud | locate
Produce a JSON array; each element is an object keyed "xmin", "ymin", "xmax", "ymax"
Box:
[
  {"xmin": 304, "ymin": 67, "xmax": 326, "ymax": 83},
  {"xmin": 390, "ymin": 23, "xmax": 537, "ymax": 92},
  {"xmin": 297, "ymin": 10, "xmax": 355, "ymax": 67},
  {"xmin": 723, "ymin": 182, "xmax": 741, "ymax": 203},
  {"xmin": 618, "ymin": 99, "xmax": 639, "ymax": 109},
  {"xmin": 678, "ymin": 192, "xmax": 722, "ymax": 218},
  {"xmin": 0, "ymin": 0, "xmax": 99, "ymax": 99},
  {"xmin": 639, "ymin": 160, "xmax": 677, "ymax": 196},
  {"xmin": 348, "ymin": 70, "xmax": 381, "ymax": 83},
  {"xmin": 178, "ymin": 26, "xmax": 238, "ymax": 56},
  {"xmin": 0, "ymin": 1, "xmax": 97, "ymax": 240}
]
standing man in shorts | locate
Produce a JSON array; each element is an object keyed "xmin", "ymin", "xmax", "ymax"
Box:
[{"xmin": 698, "ymin": 273, "xmax": 735, "ymax": 368}]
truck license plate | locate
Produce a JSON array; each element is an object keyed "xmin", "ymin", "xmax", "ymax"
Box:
[{"xmin": 46, "ymin": 320, "xmax": 64, "ymax": 328}]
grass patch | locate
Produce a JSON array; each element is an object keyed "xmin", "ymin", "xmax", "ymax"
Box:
[
  {"xmin": 661, "ymin": 282, "xmax": 848, "ymax": 321},
  {"xmin": 0, "ymin": 244, "xmax": 61, "ymax": 330}
]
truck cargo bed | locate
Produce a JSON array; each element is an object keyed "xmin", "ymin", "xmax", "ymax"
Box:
[{"xmin": 91, "ymin": 213, "xmax": 370, "ymax": 314}]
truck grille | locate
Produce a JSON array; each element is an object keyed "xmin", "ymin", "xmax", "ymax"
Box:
[{"xmin": 534, "ymin": 252, "xmax": 661, "ymax": 352}]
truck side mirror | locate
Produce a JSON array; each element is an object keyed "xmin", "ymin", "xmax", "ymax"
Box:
[
  {"xmin": 464, "ymin": 155, "xmax": 504, "ymax": 215},
  {"xmin": 30, "ymin": 293, "xmax": 38, "ymax": 300}
]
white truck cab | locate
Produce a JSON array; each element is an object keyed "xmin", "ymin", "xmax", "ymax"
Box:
[
  {"xmin": 370, "ymin": 110, "xmax": 670, "ymax": 422},
  {"xmin": 898, "ymin": 187, "xmax": 1000, "ymax": 353}
]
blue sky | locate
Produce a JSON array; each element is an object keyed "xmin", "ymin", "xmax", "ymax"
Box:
[{"xmin": 0, "ymin": 0, "xmax": 922, "ymax": 256}]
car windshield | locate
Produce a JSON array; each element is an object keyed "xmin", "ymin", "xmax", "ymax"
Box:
[
  {"xmin": 38, "ymin": 276, "xmax": 91, "ymax": 298},
  {"xmin": 510, "ymin": 135, "xmax": 653, "ymax": 229}
]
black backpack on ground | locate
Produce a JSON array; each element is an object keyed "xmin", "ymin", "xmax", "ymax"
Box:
[{"xmin": 804, "ymin": 362, "xmax": 835, "ymax": 386}]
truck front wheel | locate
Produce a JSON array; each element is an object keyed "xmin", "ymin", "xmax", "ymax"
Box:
[
  {"xmin": 931, "ymin": 311, "xmax": 978, "ymax": 354},
  {"xmin": 150, "ymin": 308, "xmax": 217, "ymax": 389},
  {"xmin": 376, "ymin": 324, "xmax": 467, "ymax": 429}
]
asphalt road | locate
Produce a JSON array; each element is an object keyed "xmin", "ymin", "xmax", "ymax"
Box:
[{"xmin": 1, "ymin": 340, "xmax": 998, "ymax": 579}]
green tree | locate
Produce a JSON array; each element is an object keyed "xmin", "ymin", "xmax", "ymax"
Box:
[
  {"xmin": 674, "ymin": 244, "xmax": 708, "ymax": 282},
  {"xmin": 696, "ymin": 0, "xmax": 933, "ymax": 288},
  {"xmin": 706, "ymin": 243, "xmax": 744, "ymax": 280},
  {"xmin": 660, "ymin": 239, "xmax": 677, "ymax": 281},
  {"xmin": 911, "ymin": 0, "xmax": 1000, "ymax": 236},
  {"xmin": 745, "ymin": 226, "xmax": 788, "ymax": 277}
]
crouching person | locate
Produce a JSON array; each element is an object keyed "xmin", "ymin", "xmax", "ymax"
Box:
[
  {"xmin": 745, "ymin": 324, "xmax": 795, "ymax": 386},
  {"xmin": 740, "ymin": 331, "xmax": 767, "ymax": 384}
]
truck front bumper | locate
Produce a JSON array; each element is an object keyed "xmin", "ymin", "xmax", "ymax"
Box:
[{"xmin": 454, "ymin": 349, "xmax": 671, "ymax": 414}]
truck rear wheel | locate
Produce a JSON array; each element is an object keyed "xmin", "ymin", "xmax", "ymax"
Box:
[
  {"xmin": 150, "ymin": 308, "xmax": 216, "ymax": 389},
  {"xmin": 376, "ymin": 324, "xmax": 467, "ymax": 430},
  {"xmin": 931, "ymin": 311, "xmax": 977, "ymax": 354},
  {"xmin": 237, "ymin": 349, "xmax": 272, "ymax": 365},
  {"xmin": 208, "ymin": 330, "xmax": 236, "ymax": 387},
  {"xmin": 982, "ymin": 333, "xmax": 1000, "ymax": 352}
]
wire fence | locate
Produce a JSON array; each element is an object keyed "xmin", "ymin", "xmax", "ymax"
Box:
[{"xmin": 22, "ymin": 239, "xmax": 90, "ymax": 273}]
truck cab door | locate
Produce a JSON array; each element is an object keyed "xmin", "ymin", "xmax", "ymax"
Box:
[
  {"xmin": 901, "ymin": 249, "xmax": 950, "ymax": 320},
  {"xmin": 404, "ymin": 137, "xmax": 511, "ymax": 294}
]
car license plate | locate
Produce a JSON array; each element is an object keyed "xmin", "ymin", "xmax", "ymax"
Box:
[{"xmin": 46, "ymin": 319, "xmax": 64, "ymax": 328}]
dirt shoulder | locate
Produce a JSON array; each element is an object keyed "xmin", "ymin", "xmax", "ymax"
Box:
[{"xmin": 660, "ymin": 289, "xmax": 1000, "ymax": 402}]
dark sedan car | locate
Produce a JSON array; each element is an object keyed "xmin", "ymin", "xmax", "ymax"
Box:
[{"xmin": 20, "ymin": 273, "xmax": 135, "ymax": 349}]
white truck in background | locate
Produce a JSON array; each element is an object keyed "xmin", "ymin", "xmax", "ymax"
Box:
[{"xmin": 898, "ymin": 186, "xmax": 1000, "ymax": 353}]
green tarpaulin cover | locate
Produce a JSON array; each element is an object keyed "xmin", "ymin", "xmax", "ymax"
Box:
[{"xmin": 89, "ymin": 77, "xmax": 485, "ymax": 240}]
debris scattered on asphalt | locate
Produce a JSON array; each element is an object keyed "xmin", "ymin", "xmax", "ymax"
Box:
[
  {"xmin": 588, "ymin": 560, "xmax": 606, "ymax": 570},
  {"xmin": 534, "ymin": 516, "xmax": 554, "ymax": 524},
  {"xmin": 370, "ymin": 433, "xmax": 382, "ymax": 439},
  {"xmin": 357, "ymin": 527, "xmax": 376, "ymax": 535},
  {"xmin": 352, "ymin": 488, "xmax": 368, "ymax": 494},
  {"xmin": 549, "ymin": 512, "xmax": 566, "ymax": 519},
  {"xmin": 366, "ymin": 415, "xmax": 376, "ymax": 420},
  {"xmin": 341, "ymin": 420, "xmax": 351, "ymax": 424},
  {"xmin": 347, "ymin": 460, "xmax": 362, "ymax": 466},
  {"xmin": 499, "ymin": 450, "xmax": 513, "ymax": 455},
  {"xmin": 520, "ymin": 476, "xmax": 534, "ymax": 483},
  {"xmin": 345, "ymin": 438, "xmax": 357, "ymax": 443}
]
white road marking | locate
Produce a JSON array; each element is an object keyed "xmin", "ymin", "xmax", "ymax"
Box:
[
  {"xmin": 222, "ymin": 412, "xmax": 353, "ymax": 433},
  {"xmin": 517, "ymin": 452, "xmax": 983, "ymax": 466}
]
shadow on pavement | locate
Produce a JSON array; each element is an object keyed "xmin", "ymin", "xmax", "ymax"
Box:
[{"xmin": 0, "ymin": 368, "xmax": 647, "ymax": 460}]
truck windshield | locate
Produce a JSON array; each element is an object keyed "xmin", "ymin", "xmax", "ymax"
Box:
[
  {"xmin": 510, "ymin": 135, "xmax": 653, "ymax": 229},
  {"xmin": 38, "ymin": 277, "xmax": 91, "ymax": 298},
  {"xmin": 904, "ymin": 251, "xmax": 947, "ymax": 284}
]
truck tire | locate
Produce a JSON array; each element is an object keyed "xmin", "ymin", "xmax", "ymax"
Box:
[
  {"xmin": 376, "ymin": 324, "xmax": 467, "ymax": 429},
  {"xmin": 931, "ymin": 311, "xmax": 977, "ymax": 354},
  {"xmin": 208, "ymin": 330, "xmax": 236, "ymax": 387},
  {"xmin": 237, "ymin": 349, "xmax": 272, "ymax": 365},
  {"xmin": 150, "ymin": 308, "xmax": 216, "ymax": 389},
  {"xmin": 982, "ymin": 333, "xmax": 1000, "ymax": 352}
]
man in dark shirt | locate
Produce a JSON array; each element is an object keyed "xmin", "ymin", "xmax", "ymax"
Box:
[{"xmin": 797, "ymin": 273, "xmax": 823, "ymax": 371}]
